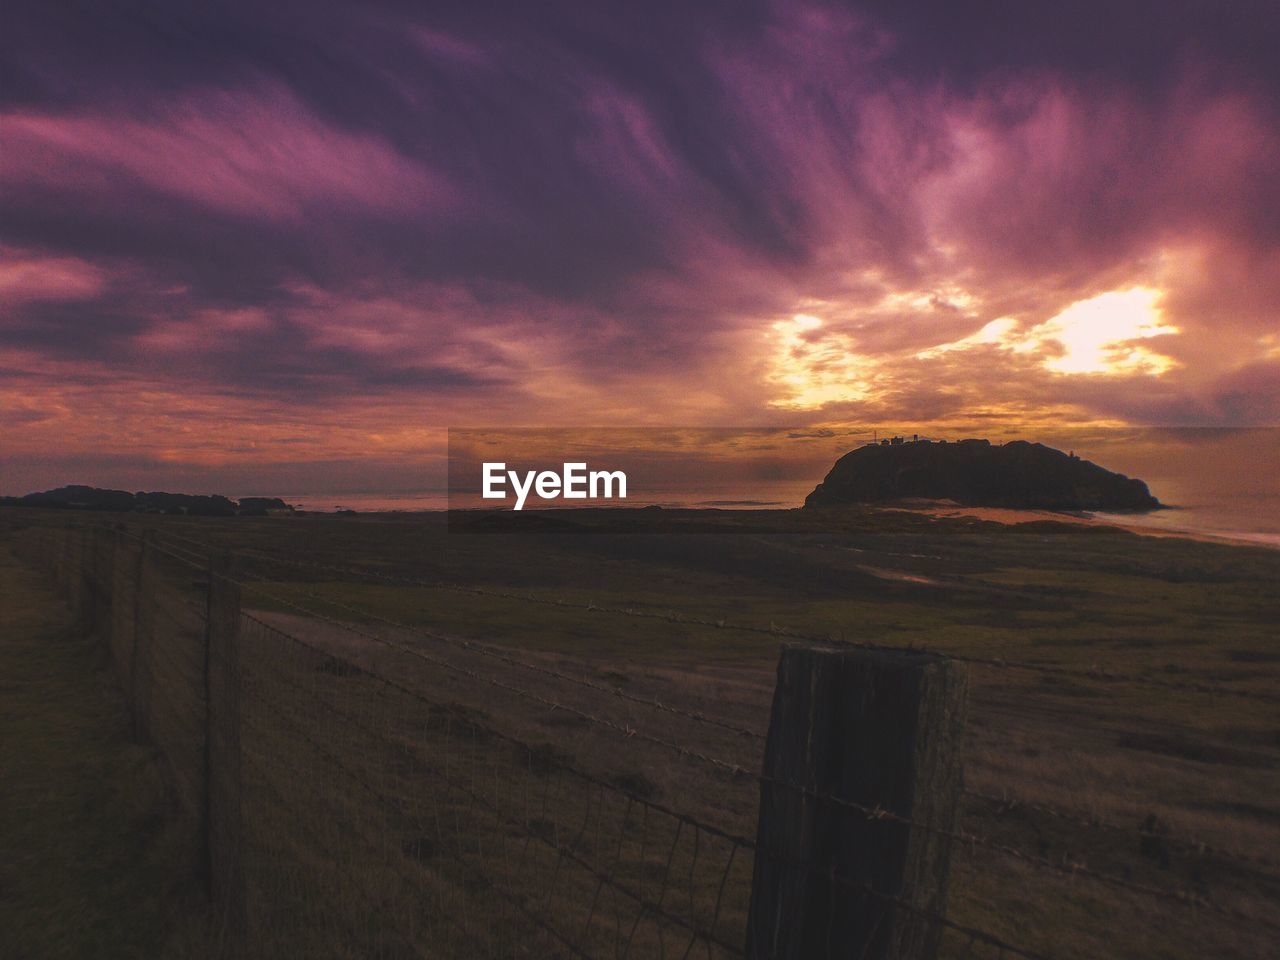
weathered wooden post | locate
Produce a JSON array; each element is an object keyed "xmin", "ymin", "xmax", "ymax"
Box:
[
  {"xmin": 70, "ymin": 526, "xmax": 87, "ymax": 630},
  {"xmin": 205, "ymin": 553, "xmax": 246, "ymax": 954},
  {"xmin": 129, "ymin": 531, "xmax": 155, "ymax": 741},
  {"xmin": 745, "ymin": 644, "xmax": 968, "ymax": 960},
  {"xmin": 102, "ymin": 526, "xmax": 117, "ymax": 648},
  {"xmin": 76, "ymin": 526, "xmax": 92, "ymax": 630},
  {"xmin": 86, "ymin": 527, "xmax": 108, "ymax": 638},
  {"xmin": 107, "ymin": 524, "xmax": 131, "ymax": 695}
]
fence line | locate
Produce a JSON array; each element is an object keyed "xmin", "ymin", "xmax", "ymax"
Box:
[
  {"xmin": 233, "ymin": 548, "xmax": 1280, "ymax": 882},
  {"xmin": 148, "ymin": 533, "xmax": 1280, "ymax": 933},
  {"xmin": 237, "ymin": 609, "xmax": 759, "ymax": 853},
  {"xmin": 824, "ymin": 874, "xmax": 1056, "ymax": 960},
  {"xmin": 143, "ymin": 528, "xmax": 1280, "ymax": 885},
  {"xmin": 259, "ymin": 564, "xmax": 769, "ymax": 743},
  {"xmin": 151, "ymin": 528, "xmax": 1280, "ymax": 705},
  {"xmin": 124, "ymin": 529, "xmax": 773, "ymax": 957},
  {"xmin": 13, "ymin": 518, "xmax": 1279, "ymax": 960},
  {"xmin": 965, "ymin": 789, "xmax": 1280, "ymax": 876},
  {"xmin": 243, "ymin": 578, "xmax": 755, "ymax": 780},
  {"xmin": 232, "ymin": 664, "xmax": 616, "ymax": 959},
  {"xmin": 237, "ymin": 611, "xmax": 754, "ymax": 957},
  {"xmin": 237, "ymin": 748, "xmax": 438, "ymax": 960},
  {"xmin": 235, "ymin": 608, "xmax": 1004, "ymax": 960},
  {"xmin": 128, "ymin": 537, "xmax": 764, "ymax": 852},
  {"xmin": 245, "ymin": 578, "xmax": 1276, "ymax": 922},
  {"xmin": 151, "ymin": 533, "xmax": 771, "ymax": 739},
  {"xmin": 42, "ymin": 522, "xmax": 1280, "ymax": 885}
]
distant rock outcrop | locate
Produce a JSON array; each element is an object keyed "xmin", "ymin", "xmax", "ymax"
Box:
[
  {"xmin": 4, "ymin": 485, "xmax": 294, "ymax": 516},
  {"xmin": 237, "ymin": 497, "xmax": 293, "ymax": 516},
  {"xmin": 18, "ymin": 485, "xmax": 138, "ymax": 512},
  {"xmin": 804, "ymin": 439, "xmax": 1161, "ymax": 512},
  {"xmin": 135, "ymin": 491, "xmax": 238, "ymax": 516}
]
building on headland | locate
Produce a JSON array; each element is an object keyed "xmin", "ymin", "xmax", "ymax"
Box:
[{"xmin": 864, "ymin": 432, "xmax": 941, "ymax": 447}]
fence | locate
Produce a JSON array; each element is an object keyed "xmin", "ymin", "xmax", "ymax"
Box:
[{"xmin": 11, "ymin": 517, "xmax": 1280, "ymax": 960}]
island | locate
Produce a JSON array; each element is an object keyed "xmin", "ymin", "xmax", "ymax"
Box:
[
  {"xmin": 804, "ymin": 438, "xmax": 1161, "ymax": 512},
  {"xmin": 0, "ymin": 485, "xmax": 294, "ymax": 517}
]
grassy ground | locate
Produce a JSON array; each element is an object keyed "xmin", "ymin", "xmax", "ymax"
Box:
[
  {"xmin": 181, "ymin": 508, "xmax": 1280, "ymax": 959},
  {"xmin": 4, "ymin": 507, "xmax": 1278, "ymax": 958},
  {"xmin": 0, "ymin": 534, "xmax": 213, "ymax": 960}
]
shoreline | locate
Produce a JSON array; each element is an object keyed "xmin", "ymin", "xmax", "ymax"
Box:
[
  {"xmin": 6, "ymin": 497, "xmax": 1278, "ymax": 549},
  {"xmin": 889, "ymin": 502, "xmax": 1280, "ymax": 549},
  {"xmin": 333, "ymin": 501, "xmax": 1280, "ymax": 548}
]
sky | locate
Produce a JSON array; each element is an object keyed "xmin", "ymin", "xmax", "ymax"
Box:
[{"xmin": 2, "ymin": 0, "xmax": 1279, "ymax": 495}]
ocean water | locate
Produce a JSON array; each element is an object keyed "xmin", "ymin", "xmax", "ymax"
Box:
[
  {"xmin": 281, "ymin": 491, "xmax": 451, "ymax": 513},
  {"xmin": 265, "ymin": 426, "xmax": 1280, "ymax": 546},
  {"xmin": 1091, "ymin": 499, "xmax": 1280, "ymax": 547},
  {"xmin": 277, "ymin": 483, "xmax": 809, "ymax": 514},
  {"xmin": 275, "ymin": 483, "xmax": 1280, "ymax": 548}
]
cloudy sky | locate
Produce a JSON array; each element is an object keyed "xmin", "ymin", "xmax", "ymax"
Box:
[{"xmin": 2, "ymin": 0, "xmax": 1278, "ymax": 494}]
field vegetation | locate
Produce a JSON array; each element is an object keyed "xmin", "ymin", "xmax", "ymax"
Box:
[
  {"xmin": 0, "ymin": 531, "xmax": 213, "ymax": 959},
  {"xmin": 4, "ymin": 505, "xmax": 1278, "ymax": 958}
]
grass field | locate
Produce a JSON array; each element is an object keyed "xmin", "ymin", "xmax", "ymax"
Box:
[
  {"xmin": 3, "ymin": 505, "xmax": 1278, "ymax": 958},
  {"xmin": 0, "ymin": 534, "xmax": 214, "ymax": 960}
]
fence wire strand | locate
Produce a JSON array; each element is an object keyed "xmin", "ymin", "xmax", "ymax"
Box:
[
  {"xmin": 153, "ymin": 530, "xmax": 1280, "ymax": 705},
  {"xmin": 13, "ymin": 518, "xmax": 1280, "ymax": 960},
  {"xmin": 199, "ymin": 545, "xmax": 1280, "ymax": 936}
]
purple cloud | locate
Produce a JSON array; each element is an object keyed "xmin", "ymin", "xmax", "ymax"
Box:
[{"xmin": 1, "ymin": 0, "xmax": 1278, "ymax": 491}]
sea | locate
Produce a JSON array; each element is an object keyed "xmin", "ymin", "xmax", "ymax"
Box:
[
  {"xmin": 265, "ymin": 426, "xmax": 1280, "ymax": 547},
  {"xmin": 274, "ymin": 482, "xmax": 1280, "ymax": 549}
]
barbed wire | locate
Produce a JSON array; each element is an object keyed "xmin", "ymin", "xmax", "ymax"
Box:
[
  {"xmin": 217, "ymin": 546, "xmax": 1280, "ymax": 882},
  {"xmin": 964, "ymin": 788, "xmax": 1280, "ymax": 877},
  {"xmin": 236, "ymin": 667, "xmax": 606, "ymax": 959},
  {"xmin": 236, "ymin": 576, "xmax": 758, "ymax": 781},
  {"xmin": 229, "ymin": 629, "xmax": 740, "ymax": 958},
  {"xmin": 814, "ymin": 785, "xmax": 1280, "ymax": 931},
  {"xmin": 149, "ymin": 528, "xmax": 1280, "ymax": 705},
  {"xmin": 150, "ymin": 536, "xmax": 207, "ymax": 568},
  {"xmin": 238, "ymin": 749, "xmax": 437, "ymax": 960},
  {"xmin": 218, "ymin": 542, "xmax": 770, "ymax": 744},
  {"xmin": 237, "ymin": 609, "xmax": 757, "ymax": 853},
  {"xmin": 827, "ymin": 872, "xmax": 1057, "ymax": 960},
  {"xmin": 278, "ymin": 679, "xmax": 740, "ymax": 955},
  {"xmin": 138, "ymin": 531, "xmax": 1280, "ymax": 879},
  {"xmin": 226, "ymin": 577, "xmax": 1280, "ymax": 934},
  {"xmin": 219, "ymin": 580, "xmax": 1280, "ymax": 882},
  {"xmin": 235, "ymin": 611, "xmax": 1055, "ymax": 960},
  {"xmin": 60, "ymin": 537, "xmax": 1280, "ymax": 885},
  {"xmin": 244, "ymin": 703, "xmax": 598, "ymax": 959},
  {"xmin": 54, "ymin": 524, "xmax": 1280, "ymax": 942}
]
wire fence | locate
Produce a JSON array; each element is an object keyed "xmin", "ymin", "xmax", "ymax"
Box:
[
  {"xmin": 160, "ymin": 530, "xmax": 1280, "ymax": 705},
  {"xmin": 10, "ymin": 517, "xmax": 1280, "ymax": 960},
  {"xmin": 152, "ymin": 526, "xmax": 1280, "ymax": 874}
]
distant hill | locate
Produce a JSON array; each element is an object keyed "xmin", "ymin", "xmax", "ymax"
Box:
[
  {"xmin": 0, "ymin": 485, "xmax": 293, "ymax": 516},
  {"xmin": 804, "ymin": 439, "xmax": 1161, "ymax": 512}
]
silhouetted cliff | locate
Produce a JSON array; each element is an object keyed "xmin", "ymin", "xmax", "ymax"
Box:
[
  {"xmin": 2, "ymin": 485, "xmax": 293, "ymax": 516},
  {"xmin": 805, "ymin": 439, "xmax": 1161, "ymax": 511}
]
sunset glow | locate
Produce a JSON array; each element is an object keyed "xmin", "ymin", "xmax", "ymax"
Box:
[
  {"xmin": 1, "ymin": 2, "xmax": 1277, "ymax": 494},
  {"xmin": 1033, "ymin": 288, "xmax": 1178, "ymax": 376}
]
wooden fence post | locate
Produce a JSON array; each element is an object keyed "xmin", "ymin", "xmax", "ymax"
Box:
[
  {"xmin": 129, "ymin": 531, "xmax": 154, "ymax": 741},
  {"xmin": 745, "ymin": 644, "xmax": 968, "ymax": 960},
  {"xmin": 77, "ymin": 526, "xmax": 92, "ymax": 631},
  {"xmin": 86, "ymin": 527, "xmax": 107, "ymax": 639},
  {"xmin": 205, "ymin": 553, "xmax": 246, "ymax": 954},
  {"xmin": 99, "ymin": 526, "xmax": 114, "ymax": 647},
  {"xmin": 107, "ymin": 525, "xmax": 130, "ymax": 696},
  {"xmin": 68, "ymin": 527, "xmax": 81, "ymax": 629}
]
